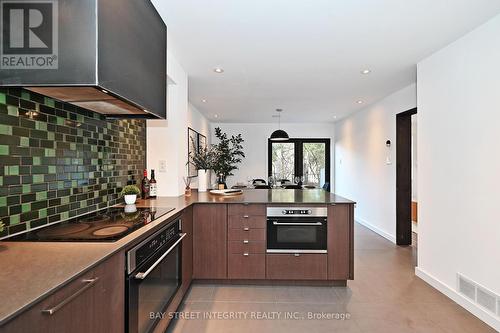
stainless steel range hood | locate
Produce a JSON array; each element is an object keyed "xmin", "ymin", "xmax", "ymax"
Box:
[{"xmin": 0, "ymin": 0, "xmax": 167, "ymax": 119}]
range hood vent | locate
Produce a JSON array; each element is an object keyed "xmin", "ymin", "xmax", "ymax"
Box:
[{"xmin": 0, "ymin": 0, "xmax": 167, "ymax": 119}]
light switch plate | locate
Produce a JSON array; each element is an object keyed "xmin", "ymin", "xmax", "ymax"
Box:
[{"xmin": 159, "ymin": 160, "xmax": 167, "ymax": 172}]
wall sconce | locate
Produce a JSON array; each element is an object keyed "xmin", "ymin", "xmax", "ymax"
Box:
[{"xmin": 386, "ymin": 140, "xmax": 392, "ymax": 165}]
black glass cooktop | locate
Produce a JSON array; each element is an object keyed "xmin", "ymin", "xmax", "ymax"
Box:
[{"xmin": 7, "ymin": 206, "xmax": 175, "ymax": 242}]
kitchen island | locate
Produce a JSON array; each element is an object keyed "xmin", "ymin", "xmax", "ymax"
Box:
[{"xmin": 0, "ymin": 189, "xmax": 354, "ymax": 332}]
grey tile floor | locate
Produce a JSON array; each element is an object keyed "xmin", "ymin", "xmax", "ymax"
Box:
[{"xmin": 167, "ymin": 223, "xmax": 495, "ymax": 333}]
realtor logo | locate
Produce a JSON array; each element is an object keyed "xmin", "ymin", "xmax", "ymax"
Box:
[{"xmin": 0, "ymin": 0, "xmax": 58, "ymax": 69}]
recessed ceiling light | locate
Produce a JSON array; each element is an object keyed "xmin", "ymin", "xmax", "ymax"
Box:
[
  {"xmin": 214, "ymin": 114, "xmax": 218, "ymax": 118},
  {"xmin": 213, "ymin": 67, "xmax": 224, "ymax": 73},
  {"xmin": 361, "ymin": 69, "xmax": 371, "ymax": 74},
  {"xmin": 357, "ymin": 100, "xmax": 364, "ymax": 104},
  {"xmin": 202, "ymin": 99, "xmax": 207, "ymax": 103},
  {"xmin": 333, "ymin": 115, "xmax": 337, "ymax": 119},
  {"xmin": 102, "ymin": 89, "xmax": 108, "ymax": 94},
  {"xmin": 143, "ymin": 109, "xmax": 148, "ymax": 112}
]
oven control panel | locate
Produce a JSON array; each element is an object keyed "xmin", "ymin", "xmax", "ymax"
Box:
[
  {"xmin": 267, "ymin": 207, "xmax": 328, "ymax": 218},
  {"xmin": 282, "ymin": 209, "xmax": 312, "ymax": 215}
]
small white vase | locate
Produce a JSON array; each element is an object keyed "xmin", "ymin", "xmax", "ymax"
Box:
[
  {"xmin": 198, "ymin": 169, "xmax": 208, "ymax": 192},
  {"xmin": 124, "ymin": 194, "xmax": 137, "ymax": 205}
]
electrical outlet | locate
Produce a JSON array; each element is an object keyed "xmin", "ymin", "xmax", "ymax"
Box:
[{"xmin": 159, "ymin": 160, "xmax": 167, "ymax": 172}]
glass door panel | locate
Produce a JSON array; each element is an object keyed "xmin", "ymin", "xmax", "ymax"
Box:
[
  {"xmin": 302, "ymin": 142, "xmax": 326, "ymax": 188},
  {"xmin": 271, "ymin": 142, "xmax": 295, "ymax": 181}
]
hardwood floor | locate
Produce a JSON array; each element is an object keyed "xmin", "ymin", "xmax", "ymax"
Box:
[{"xmin": 167, "ymin": 223, "xmax": 495, "ymax": 333}]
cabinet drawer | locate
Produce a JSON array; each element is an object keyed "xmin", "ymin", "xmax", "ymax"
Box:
[
  {"xmin": 228, "ymin": 254, "xmax": 265, "ymax": 279},
  {"xmin": 2, "ymin": 254, "xmax": 124, "ymax": 333},
  {"xmin": 266, "ymin": 254, "xmax": 327, "ymax": 280},
  {"xmin": 228, "ymin": 215, "xmax": 266, "ymax": 229},
  {"xmin": 228, "ymin": 228, "xmax": 266, "ymax": 241},
  {"xmin": 228, "ymin": 204, "xmax": 266, "ymax": 216},
  {"xmin": 228, "ymin": 240, "xmax": 265, "ymax": 254}
]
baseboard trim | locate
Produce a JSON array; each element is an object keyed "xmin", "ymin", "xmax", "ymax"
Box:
[
  {"xmin": 355, "ymin": 217, "xmax": 396, "ymax": 243},
  {"xmin": 415, "ymin": 267, "xmax": 500, "ymax": 332}
]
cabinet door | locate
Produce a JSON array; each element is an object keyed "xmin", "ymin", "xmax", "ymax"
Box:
[
  {"xmin": 193, "ymin": 204, "xmax": 227, "ymax": 279},
  {"xmin": 1, "ymin": 254, "xmax": 124, "ymax": 333},
  {"xmin": 266, "ymin": 254, "xmax": 327, "ymax": 280},
  {"xmin": 92, "ymin": 253, "xmax": 125, "ymax": 333},
  {"xmin": 228, "ymin": 254, "xmax": 265, "ymax": 279},
  {"xmin": 181, "ymin": 206, "xmax": 194, "ymax": 291},
  {"xmin": 327, "ymin": 204, "xmax": 354, "ymax": 280}
]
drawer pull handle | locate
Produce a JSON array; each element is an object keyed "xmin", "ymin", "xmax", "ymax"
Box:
[
  {"xmin": 243, "ymin": 253, "xmax": 249, "ymax": 256},
  {"xmin": 243, "ymin": 215, "xmax": 249, "ymax": 218},
  {"xmin": 243, "ymin": 227, "xmax": 249, "ymax": 231},
  {"xmin": 243, "ymin": 240, "xmax": 249, "ymax": 244},
  {"xmin": 41, "ymin": 277, "xmax": 99, "ymax": 315}
]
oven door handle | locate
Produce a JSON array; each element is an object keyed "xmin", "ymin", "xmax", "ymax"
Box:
[
  {"xmin": 272, "ymin": 221, "xmax": 324, "ymax": 226},
  {"xmin": 134, "ymin": 233, "xmax": 186, "ymax": 280}
]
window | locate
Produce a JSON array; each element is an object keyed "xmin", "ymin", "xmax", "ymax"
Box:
[{"xmin": 268, "ymin": 139, "xmax": 330, "ymax": 189}]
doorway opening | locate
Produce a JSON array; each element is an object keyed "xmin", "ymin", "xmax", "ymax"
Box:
[{"xmin": 396, "ymin": 108, "xmax": 417, "ymax": 246}]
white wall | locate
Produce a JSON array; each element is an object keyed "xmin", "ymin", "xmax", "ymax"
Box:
[
  {"xmin": 147, "ymin": 49, "xmax": 188, "ymax": 196},
  {"xmin": 146, "ymin": 31, "xmax": 211, "ymax": 196},
  {"xmin": 334, "ymin": 84, "xmax": 417, "ymax": 242},
  {"xmin": 188, "ymin": 103, "xmax": 211, "ymax": 139},
  {"xmin": 188, "ymin": 103, "xmax": 211, "ymax": 189},
  {"xmin": 416, "ymin": 13, "xmax": 500, "ymax": 331},
  {"xmin": 210, "ymin": 123, "xmax": 335, "ymax": 188}
]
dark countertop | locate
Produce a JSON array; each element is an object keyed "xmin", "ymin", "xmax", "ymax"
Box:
[{"xmin": 0, "ymin": 189, "xmax": 354, "ymax": 325}]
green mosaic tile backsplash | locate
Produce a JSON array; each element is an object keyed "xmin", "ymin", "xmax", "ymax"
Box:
[{"xmin": 0, "ymin": 88, "xmax": 146, "ymax": 238}]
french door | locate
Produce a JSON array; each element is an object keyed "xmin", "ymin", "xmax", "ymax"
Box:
[{"xmin": 268, "ymin": 138, "xmax": 330, "ymax": 189}]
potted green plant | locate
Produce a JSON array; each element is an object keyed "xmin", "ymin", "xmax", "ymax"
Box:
[
  {"xmin": 190, "ymin": 140, "xmax": 214, "ymax": 192},
  {"xmin": 211, "ymin": 127, "xmax": 245, "ymax": 188},
  {"xmin": 120, "ymin": 185, "xmax": 141, "ymax": 205}
]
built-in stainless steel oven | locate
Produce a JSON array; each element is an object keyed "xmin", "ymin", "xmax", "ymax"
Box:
[
  {"xmin": 126, "ymin": 218, "xmax": 186, "ymax": 333},
  {"xmin": 267, "ymin": 207, "xmax": 327, "ymax": 253}
]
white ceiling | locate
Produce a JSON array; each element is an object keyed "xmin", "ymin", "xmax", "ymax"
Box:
[{"xmin": 152, "ymin": 0, "xmax": 500, "ymax": 123}]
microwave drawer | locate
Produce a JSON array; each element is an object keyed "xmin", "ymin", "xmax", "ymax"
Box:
[{"xmin": 266, "ymin": 254, "xmax": 327, "ymax": 280}]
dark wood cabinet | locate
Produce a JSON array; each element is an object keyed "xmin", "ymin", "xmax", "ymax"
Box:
[
  {"xmin": 228, "ymin": 215, "xmax": 266, "ymax": 229},
  {"xmin": 327, "ymin": 204, "xmax": 354, "ymax": 280},
  {"xmin": 2, "ymin": 253, "xmax": 124, "ymax": 333},
  {"xmin": 228, "ymin": 240, "xmax": 266, "ymax": 254},
  {"xmin": 266, "ymin": 254, "xmax": 327, "ymax": 280},
  {"xmin": 181, "ymin": 206, "xmax": 194, "ymax": 292},
  {"xmin": 227, "ymin": 228, "xmax": 265, "ymax": 241},
  {"xmin": 193, "ymin": 204, "xmax": 228, "ymax": 279},
  {"xmin": 228, "ymin": 204, "xmax": 266, "ymax": 216},
  {"xmin": 228, "ymin": 254, "xmax": 266, "ymax": 279},
  {"xmin": 227, "ymin": 204, "xmax": 266, "ymax": 280}
]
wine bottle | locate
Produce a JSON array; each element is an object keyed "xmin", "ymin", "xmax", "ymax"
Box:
[
  {"xmin": 217, "ymin": 174, "xmax": 225, "ymax": 190},
  {"xmin": 149, "ymin": 169, "xmax": 157, "ymax": 198},
  {"xmin": 141, "ymin": 169, "xmax": 150, "ymax": 199}
]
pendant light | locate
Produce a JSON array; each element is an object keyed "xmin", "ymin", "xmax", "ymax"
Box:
[{"xmin": 270, "ymin": 109, "xmax": 289, "ymax": 141}]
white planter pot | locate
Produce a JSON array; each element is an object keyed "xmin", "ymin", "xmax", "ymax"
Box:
[
  {"xmin": 198, "ymin": 169, "xmax": 208, "ymax": 192},
  {"xmin": 124, "ymin": 194, "xmax": 137, "ymax": 205}
]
